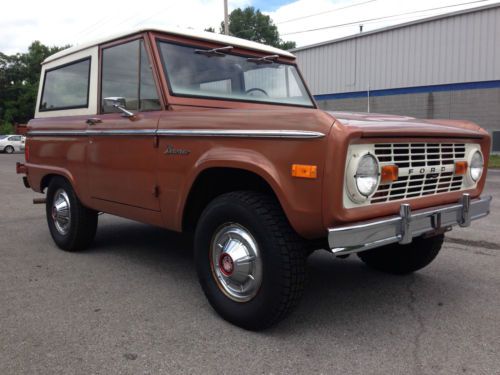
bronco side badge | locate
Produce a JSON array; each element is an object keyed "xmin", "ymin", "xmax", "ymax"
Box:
[{"xmin": 164, "ymin": 144, "xmax": 191, "ymax": 155}]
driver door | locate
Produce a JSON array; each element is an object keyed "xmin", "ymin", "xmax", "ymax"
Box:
[{"xmin": 87, "ymin": 37, "xmax": 163, "ymax": 211}]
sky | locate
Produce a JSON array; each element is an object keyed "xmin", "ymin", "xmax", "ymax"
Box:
[{"xmin": 1, "ymin": 0, "xmax": 499, "ymax": 55}]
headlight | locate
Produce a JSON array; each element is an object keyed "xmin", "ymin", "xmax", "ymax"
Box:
[
  {"xmin": 470, "ymin": 150, "xmax": 483, "ymax": 182},
  {"xmin": 356, "ymin": 154, "xmax": 379, "ymax": 196},
  {"xmin": 346, "ymin": 153, "xmax": 380, "ymax": 203}
]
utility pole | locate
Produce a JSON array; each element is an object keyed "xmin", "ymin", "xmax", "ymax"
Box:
[{"xmin": 224, "ymin": 0, "xmax": 229, "ymax": 35}]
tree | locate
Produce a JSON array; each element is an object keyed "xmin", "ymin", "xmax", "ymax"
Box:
[
  {"xmin": 0, "ymin": 122, "xmax": 14, "ymax": 135},
  {"xmin": 217, "ymin": 7, "xmax": 296, "ymax": 50},
  {"xmin": 0, "ymin": 41, "xmax": 68, "ymax": 131}
]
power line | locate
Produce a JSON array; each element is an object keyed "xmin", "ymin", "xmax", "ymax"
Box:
[
  {"xmin": 133, "ymin": 5, "xmax": 176, "ymax": 27},
  {"xmin": 281, "ymin": 0, "xmax": 490, "ymax": 35},
  {"xmin": 277, "ymin": 0, "xmax": 377, "ymax": 24},
  {"xmin": 74, "ymin": 15, "xmax": 116, "ymax": 39},
  {"xmin": 73, "ymin": 6, "xmax": 172, "ymax": 43}
]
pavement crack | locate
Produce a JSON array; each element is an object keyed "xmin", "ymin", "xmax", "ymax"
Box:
[
  {"xmin": 445, "ymin": 237, "xmax": 500, "ymax": 250},
  {"xmin": 406, "ymin": 276, "xmax": 426, "ymax": 375}
]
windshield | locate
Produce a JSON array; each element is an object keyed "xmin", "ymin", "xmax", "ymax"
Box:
[
  {"xmin": 0, "ymin": 135, "xmax": 8, "ymax": 140},
  {"xmin": 157, "ymin": 41, "xmax": 314, "ymax": 108}
]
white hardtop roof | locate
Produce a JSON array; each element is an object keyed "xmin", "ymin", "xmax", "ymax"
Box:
[{"xmin": 43, "ymin": 26, "xmax": 295, "ymax": 64}]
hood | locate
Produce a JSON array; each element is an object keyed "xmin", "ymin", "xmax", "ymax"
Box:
[{"xmin": 327, "ymin": 111, "xmax": 487, "ymax": 138}]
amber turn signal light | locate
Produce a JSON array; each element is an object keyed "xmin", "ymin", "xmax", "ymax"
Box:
[
  {"xmin": 454, "ymin": 161, "xmax": 468, "ymax": 175},
  {"xmin": 291, "ymin": 164, "xmax": 317, "ymax": 179},
  {"xmin": 381, "ymin": 165, "xmax": 399, "ymax": 183}
]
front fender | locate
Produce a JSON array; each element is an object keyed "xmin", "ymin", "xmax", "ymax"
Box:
[{"xmin": 169, "ymin": 145, "xmax": 326, "ymax": 239}]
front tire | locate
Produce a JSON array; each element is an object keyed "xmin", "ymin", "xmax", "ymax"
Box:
[
  {"xmin": 357, "ymin": 234, "xmax": 444, "ymax": 274},
  {"xmin": 4, "ymin": 146, "xmax": 14, "ymax": 154},
  {"xmin": 194, "ymin": 191, "xmax": 306, "ymax": 330},
  {"xmin": 46, "ymin": 177, "xmax": 98, "ymax": 251}
]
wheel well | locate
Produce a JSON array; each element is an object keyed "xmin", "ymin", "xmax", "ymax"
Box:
[
  {"xmin": 40, "ymin": 174, "xmax": 64, "ymax": 193},
  {"xmin": 182, "ymin": 168, "xmax": 277, "ymax": 232}
]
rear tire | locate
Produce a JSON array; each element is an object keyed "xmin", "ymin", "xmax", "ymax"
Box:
[
  {"xmin": 4, "ymin": 146, "xmax": 14, "ymax": 154},
  {"xmin": 357, "ymin": 234, "xmax": 444, "ymax": 274},
  {"xmin": 46, "ymin": 177, "xmax": 98, "ymax": 251},
  {"xmin": 194, "ymin": 191, "xmax": 307, "ymax": 330}
]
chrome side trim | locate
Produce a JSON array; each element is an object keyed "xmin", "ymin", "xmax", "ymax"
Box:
[
  {"xmin": 86, "ymin": 129, "xmax": 155, "ymax": 136},
  {"xmin": 28, "ymin": 129, "xmax": 325, "ymax": 139},
  {"xmin": 28, "ymin": 129, "xmax": 155, "ymax": 137},
  {"xmin": 28, "ymin": 130, "xmax": 88, "ymax": 136},
  {"xmin": 156, "ymin": 129, "xmax": 325, "ymax": 138},
  {"xmin": 328, "ymin": 194, "xmax": 492, "ymax": 255}
]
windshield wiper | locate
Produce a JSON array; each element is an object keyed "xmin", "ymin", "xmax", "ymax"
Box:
[
  {"xmin": 247, "ymin": 55, "xmax": 279, "ymax": 64},
  {"xmin": 195, "ymin": 45, "xmax": 233, "ymax": 57}
]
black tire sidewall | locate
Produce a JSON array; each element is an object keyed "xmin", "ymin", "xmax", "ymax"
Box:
[
  {"xmin": 46, "ymin": 177, "xmax": 94, "ymax": 251},
  {"xmin": 195, "ymin": 196, "xmax": 293, "ymax": 328},
  {"xmin": 46, "ymin": 178, "xmax": 73, "ymax": 248}
]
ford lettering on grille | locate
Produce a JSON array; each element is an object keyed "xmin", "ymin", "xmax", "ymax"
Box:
[{"xmin": 401, "ymin": 164, "xmax": 455, "ymax": 176}]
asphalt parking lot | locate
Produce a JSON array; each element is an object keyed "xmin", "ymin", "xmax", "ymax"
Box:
[{"xmin": 0, "ymin": 153, "xmax": 499, "ymax": 375}]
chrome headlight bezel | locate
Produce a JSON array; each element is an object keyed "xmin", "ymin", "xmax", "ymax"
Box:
[
  {"xmin": 346, "ymin": 152, "xmax": 380, "ymax": 203},
  {"xmin": 469, "ymin": 149, "xmax": 484, "ymax": 182}
]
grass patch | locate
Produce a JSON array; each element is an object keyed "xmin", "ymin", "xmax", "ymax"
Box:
[{"xmin": 489, "ymin": 155, "xmax": 500, "ymax": 169}]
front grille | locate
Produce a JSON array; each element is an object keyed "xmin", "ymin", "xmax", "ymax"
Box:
[{"xmin": 371, "ymin": 143, "xmax": 466, "ymax": 203}]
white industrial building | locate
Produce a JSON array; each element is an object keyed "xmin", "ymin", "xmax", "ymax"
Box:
[{"xmin": 292, "ymin": 3, "xmax": 500, "ymax": 152}]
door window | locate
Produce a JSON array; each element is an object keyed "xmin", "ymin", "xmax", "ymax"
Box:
[
  {"xmin": 8, "ymin": 136, "xmax": 21, "ymax": 141},
  {"xmin": 101, "ymin": 39, "xmax": 161, "ymax": 113}
]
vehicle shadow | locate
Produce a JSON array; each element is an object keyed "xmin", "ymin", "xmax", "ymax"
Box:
[
  {"xmin": 88, "ymin": 216, "xmax": 458, "ymax": 334},
  {"xmin": 90, "ymin": 218, "xmax": 194, "ymax": 260}
]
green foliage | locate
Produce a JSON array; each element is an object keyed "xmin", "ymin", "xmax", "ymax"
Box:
[
  {"xmin": 0, "ymin": 122, "xmax": 14, "ymax": 135},
  {"xmin": 0, "ymin": 41, "xmax": 68, "ymax": 126},
  {"xmin": 217, "ymin": 7, "xmax": 296, "ymax": 50},
  {"xmin": 489, "ymin": 155, "xmax": 500, "ymax": 169}
]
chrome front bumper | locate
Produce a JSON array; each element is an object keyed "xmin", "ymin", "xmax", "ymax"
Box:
[{"xmin": 328, "ymin": 194, "xmax": 492, "ymax": 255}]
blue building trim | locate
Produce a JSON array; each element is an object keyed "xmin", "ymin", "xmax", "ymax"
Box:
[{"xmin": 314, "ymin": 80, "xmax": 500, "ymax": 101}]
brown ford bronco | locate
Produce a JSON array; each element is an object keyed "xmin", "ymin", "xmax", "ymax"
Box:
[{"xmin": 17, "ymin": 27, "xmax": 492, "ymax": 330}]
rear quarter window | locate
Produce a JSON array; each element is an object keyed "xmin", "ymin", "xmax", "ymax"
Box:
[{"xmin": 40, "ymin": 58, "xmax": 91, "ymax": 111}]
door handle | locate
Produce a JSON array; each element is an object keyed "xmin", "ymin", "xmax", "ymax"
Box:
[{"xmin": 86, "ymin": 118, "xmax": 102, "ymax": 126}]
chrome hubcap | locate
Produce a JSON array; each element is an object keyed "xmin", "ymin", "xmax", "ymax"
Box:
[
  {"xmin": 51, "ymin": 189, "xmax": 71, "ymax": 235},
  {"xmin": 210, "ymin": 224, "xmax": 263, "ymax": 302}
]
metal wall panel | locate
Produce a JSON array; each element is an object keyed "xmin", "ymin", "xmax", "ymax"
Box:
[{"xmin": 294, "ymin": 6, "xmax": 500, "ymax": 95}]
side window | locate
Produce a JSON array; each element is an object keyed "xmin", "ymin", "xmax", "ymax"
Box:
[
  {"xmin": 40, "ymin": 58, "xmax": 90, "ymax": 111},
  {"xmin": 9, "ymin": 136, "xmax": 21, "ymax": 141},
  {"xmin": 101, "ymin": 39, "xmax": 161, "ymax": 113}
]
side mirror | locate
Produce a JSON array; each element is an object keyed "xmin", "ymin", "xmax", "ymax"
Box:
[
  {"xmin": 103, "ymin": 96, "xmax": 126, "ymax": 108},
  {"xmin": 103, "ymin": 97, "xmax": 135, "ymax": 118}
]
